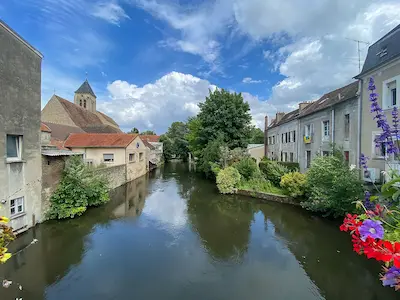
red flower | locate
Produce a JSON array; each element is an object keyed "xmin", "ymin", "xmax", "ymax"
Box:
[
  {"xmin": 380, "ymin": 241, "xmax": 400, "ymax": 268},
  {"xmin": 340, "ymin": 214, "xmax": 362, "ymax": 232}
]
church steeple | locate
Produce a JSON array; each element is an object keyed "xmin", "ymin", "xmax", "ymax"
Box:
[{"xmin": 74, "ymin": 79, "xmax": 97, "ymax": 113}]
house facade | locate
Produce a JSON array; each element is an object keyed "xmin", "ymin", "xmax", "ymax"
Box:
[
  {"xmin": 140, "ymin": 135, "xmax": 163, "ymax": 166},
  {"xmin": 356, "ymin": 24, "xmax": 400, "ymax": 182},
  {"xmin": 0, "ymin": 21, "xmax": 43, "ymax": 233},
  {"xmin": 64, "ymin": 133, "xmax": 149, "ymax": 182}
]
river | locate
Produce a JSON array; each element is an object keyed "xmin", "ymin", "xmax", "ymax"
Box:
[{"xmin": 0, "ymin": 162, "xmax": 397, "ymax": 299}]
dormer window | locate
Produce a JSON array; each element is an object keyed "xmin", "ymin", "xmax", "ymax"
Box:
[{"xmin": 377, "ymin": 46, "xmax": 388, "ymax": 58}]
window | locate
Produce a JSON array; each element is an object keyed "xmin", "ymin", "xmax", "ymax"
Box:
[
  {"xmin": 271, "ymin": 152, "xmax": 274, "ymax": 159},
  {"xmin": 306, "ymin": 151, "xmax": 311, "ymax": 169},
  {"xmin": 84, "ymin": 99, "xmax": 87, "ymax": 108},
  {"xmin": 139, "ymin": 152, "xmax": 144, "ymax": 161},
  {"xmin": 6, "ymin": 135, "xmax": 22, "ymax": 159},
  {"xmin": 322, "ymin": 151, "xmax": 330, "ymax": 156},
  {"xmin": 272, "ymin": 136, "xmax": 275, "ymax": 144},
  {"xmin": 129, "ymin": 153, "xmax": 136, "ymax": 162},
  {"xmin": 323, "ymin": 120, "xmax": 330, "ymax": 139},
  {"xmin": 288, "ymin": 132, "xmax": 291, "ymax": 143},
  {"xmin": 344, "ymin": 114, "xmax": 350, "ymax": 140},
  {"xmin": 10, "ymin": 197, "xmax": 24, "ymax": 216},
  {"xmin": 290, "ymin": 152, "xmax": 294, "ymax": 162},
  {"xmin": 103, "ymin": 153, "xmax": 114, "ymax": 162},
  {"xmin": 305, "ymin": 124, "xmax": 311, "ymax": 137},
  {"xmin": 79, "ymin": 99, "xmax": 82, "ymax": 106},
  {"xmin": 344, "ymin": 151, "xmax": 350, "ymax": 165},
  {"xmin": 280, "ymin": 151, "xmax": 283, "ymax": 161},
  {"xmin": 281, "ymin": 134, "xmax": 284, "ymax": 143},
  {"xmin": 285, "ymin": 132, "xmax": 288, "ymax": 143},
  {"xmin": 284, "ymin": 152, "xmax": 288, "ymax": 162},
  {"xmin": 268, "ymin": 137, "xmax": 271, "ymax": 145},
  {"xmin": 293, "ymin": 131, "xmax": 296, "ymax": 142},
  {"xmin": 392, "ymin": 88, "xmax": 397, "ymax": 106},
  {"xmin": 373, "ymin": 134, "xmax": 386, "ymax": 158}
]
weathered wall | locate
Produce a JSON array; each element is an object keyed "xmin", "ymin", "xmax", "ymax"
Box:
[
  {"xmin": 149, "ymin": 142, "xmax": 163, "ymax": 165},
  {"xmin": 41, "ymin": 155, "xmax": 66, "ymax": 216},
  {"xmin": 267, "ymin": 119, "xmax": 298, "ymax": 162},
  {"xmin": 94, "ymin": 164, "xmax": 126, "ymax": 189},
  {"xmin": 41, "ymin": 131, "xmax": 51, "ymax": 145},
  {"xmin": 41, "ymin": 96, "xmax": 76, "ymax": 127},
  {"xmin": 248, "ymin": 146, "xmax": 264, "ymax": 164},
  {"xmin": 71, "ymin": 147, "xmax": 126, "ymax": 166},
  {"xmin": 126, "ymin": 136, "xmax": 149, "ymax": 181},
  {"xmin": 74, "ymin": 93, "xmax": 96, "ymax": 113},
  {"xmin": 360, "ymin": 58, "xmax": 400, "ymax": 171},
  {"xmin": 0, "ymin": 22, "xmax": 43, "ymax": 232}
]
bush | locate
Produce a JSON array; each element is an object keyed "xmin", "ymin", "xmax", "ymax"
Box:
[
  {"xmin": 302, "ymin": 154, "xmax": 364, "ymax": 217},
  {"xmin": 198, "ymin": 138, "xmax": 224, "ymax": 178},
  {"xmin": 277, "ymin": 162, "xmax": 299, "ymax": 172},
  {"xmin": 280, "ymin": 172, "xmax": 307, "ymax": 198},
  {"xmin": 233, "ymin": 157, "xmax": 258, "ymax": 180},
  {"xmin": 216, "ymin": 167, "xmax": 241, "ymax": 194},
  {"xmin": 47, "ymin": 156, "xmax": 110, "ymax": 219},
  {"xmin": 237, "ymin": 178, "xmax": 285, "ymax": 195},
  {"xmin": 259, "ymin": 159, "xmax": 289, "ymax": 186}
]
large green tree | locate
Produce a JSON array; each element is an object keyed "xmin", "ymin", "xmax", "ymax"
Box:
[
  {"xmin": 196, "ymin": 89, "xmax": 252, "ymax": 150},
  {"xmin": 128, "ymin": 127, "xmax": 139, "ymax": 134},
  {"xmin": 161, "ymin": 122, "xmax": 189, "ymax": 161},
  {"xmin": 140, "ymin": 130, "xmax": 156, "ymax": 135},
  {"xmin": 248, "ymin": 126, "xmax": 264, "ymax": 144}
]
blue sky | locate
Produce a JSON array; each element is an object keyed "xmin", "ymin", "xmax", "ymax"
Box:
[{"xmin": 2, "ymin": 0, "xmax": 400, "ymax": 133}]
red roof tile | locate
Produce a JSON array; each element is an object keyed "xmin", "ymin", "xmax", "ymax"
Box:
[
  {"xmin": 40, "ymin": 122, "xmax": 51, "ymax": 132},
  {"xmin": 139, "ymin": 135, "xmax": 160, "ymax": 143},
  {"xmin": 50, "ymin": 138, "xmax": 69, "ymax": 150},
  {"xmin": 65, "ymin": 133, "xmax": 138, "ymax": 148}
]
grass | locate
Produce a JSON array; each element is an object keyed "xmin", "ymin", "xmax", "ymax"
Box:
[{"xmin": 237, "ymin": 178, "xmax": 286, "ymax": 196}]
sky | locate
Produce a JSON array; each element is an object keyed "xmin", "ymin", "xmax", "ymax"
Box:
[{"xmin": 2, "ymin": 0, "xmax": 400, "ymax": 134}]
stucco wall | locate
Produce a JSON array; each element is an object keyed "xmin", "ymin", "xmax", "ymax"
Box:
[
  {"xmin": 70, "ymin": 147, "xmax": 126, "ymax": 166},
  {"xmin": 267, "ymin": 119, "xmax": 298, "ymax": 162},
  {"xmin": 41, "ymin": 96, "xmax": 77, "ymax": 127},
  {"xmin": 41, "ymin": 131, "xmax": 51, "ymax": 146},
  {"xmin": 94, "ymin": 164, "xmax": 126, "ymax": 189},
  {"xmin": 41, "ymin": 155, "xmax": 67, "ymax": 216},
  {"xmin": 248, "ymin": 146, "xmax": 264, "ymax": 164},
  {"xmin": 74, "ymin": 93, "xmax": 96, "ymax": 113},
  {"xmin": 0, "ymin": 23, "xmax": 43, "ymax": 232},
  {"xmin": 126, "ymin": 136, "xmax": 149, "ymax": 182},
  {"xmin": 360, "ymin": 58, "xmax": 400, "ymax": 172}
]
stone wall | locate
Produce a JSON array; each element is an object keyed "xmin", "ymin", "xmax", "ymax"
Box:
[
  {"xmin": 94, "ymin": 164, "xmax": 126, "ymax": 189},
  {"xmin": 236, "ymin": 189, "xmax": 299, "ymax": 206}
]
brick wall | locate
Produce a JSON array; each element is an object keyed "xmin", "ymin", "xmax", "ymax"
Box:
[{"xmin": 94, "ymin": 164, "xmax": 126, "ymax": 189}]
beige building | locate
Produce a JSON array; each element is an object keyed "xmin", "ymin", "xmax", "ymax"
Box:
[
  {"xmin": 42, "ymin": 80, "xmax": 121, "ymax": 134},
  {"xmin": 0, "ymin": 20, "xmax": 43, "ymax": 233},
  {"xmin": 247, "ymin": 144, "xmax": 264, "ymax": 164},
  {"xmin": 356, "ymin": 24, "xmax": 400, "ymax": 182},
  {"xmin": 140, "ymin": 135, "xmax": 163, "ymax": 166},
  {"xmin": 64, "ymin": 133, "xmax": 149, "ymax": 182}
]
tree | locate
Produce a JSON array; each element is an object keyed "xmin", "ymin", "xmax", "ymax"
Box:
[
  {"xmin": 128, "ymin": 127, "xmax": 139, "ymax": 134},
  {"xmin": 187, "ymin": 116, "xmax": 203, "ymax": 158},
  {"xmin": 162, "ymin": 122, "xmax": 189, "ymax": 161},
  {"xmin": 140, "ymin": 130, "xmax": 156, "ymax": 135},
  {"xmin": 248, "ymin": 126, "xmax": 264, "ymax": 144},
  {"xmin": 197, "ymin": 89, "xmax": 252, "ymax": 150},
  {"xmin": 159, "ymin": 135, "xmax": 173, "ymax": 161}
]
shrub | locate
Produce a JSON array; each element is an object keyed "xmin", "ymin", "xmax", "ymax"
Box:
[
  {"xmin": 216, "ymin": 167, "xmax": 241, "ymax": 194},
  {"xmin": 302, "ymin": 154, "xmax": 363, "ymax": 217},
  {"xmin": 198, "ymin": 138, "xmax": 224, "ymax": 178},
  {"xmin": 233, "ymin": 157, "xmax": 258, "ymax": 180},
  {"xmin": 280, "ymin": 172, "xmax": 307, "ymax": 198},
  {"xmin": 47, "ymin": 156, "xmax": 110, "ymax": 219},
  {"xmin": 277, "ymin": 162, "xmax": 299, "ymax": 172},
  {"xmin": 259, "ymin": 159, "xmax": 289, "ymax": 186},
  {"xmin": 238, "ymin": 178, "xmax": 285, "ymax": 195}
]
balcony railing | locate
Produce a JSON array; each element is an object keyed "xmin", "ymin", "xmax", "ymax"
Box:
[{"xmin": 303, "ymin": 135, "xmax": 312, "ymax": 144}]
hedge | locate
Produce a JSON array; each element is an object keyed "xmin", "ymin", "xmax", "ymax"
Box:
[{"xmin": 276, "ymin": 162, "xmax": 299, "ymax": 172}]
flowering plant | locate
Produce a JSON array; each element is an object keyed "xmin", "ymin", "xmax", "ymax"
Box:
[
  {"xmin": 0, "ymin": 214, "xmax": 14, "ymax": 264},
  {"xmin": 340, "ymin": 77, "xmax": 400, "ymax": 290}
]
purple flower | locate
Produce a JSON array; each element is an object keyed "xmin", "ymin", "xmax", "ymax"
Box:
[
  {"xmin": 363, "ymin": 191, "xmax": 375, "ymax": 211},
  {"xmin": 359, "ymin": 219, "xmax": 384, "ymax": 241},
  {"xmin": 381, "ymin": 266, "xmax": 400, "ymax": 288},
  {"xmin": 359, "ymin": 153, "xmax": 369, "ymax": 176}
]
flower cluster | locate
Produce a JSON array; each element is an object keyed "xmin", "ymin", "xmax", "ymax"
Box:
[{"xmin": 0, "ymin": 216, "xmax": 14, "ymax": 264}]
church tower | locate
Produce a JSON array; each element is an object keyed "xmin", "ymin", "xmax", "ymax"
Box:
[{"xmin": 74, "ymin": 79, "xmax": 97, "ymax": 113}]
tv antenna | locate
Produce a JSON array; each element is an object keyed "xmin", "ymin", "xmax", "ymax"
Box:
[{"xmin": 346, "ymin": 38, "xmax": 370, "ymax": 72}]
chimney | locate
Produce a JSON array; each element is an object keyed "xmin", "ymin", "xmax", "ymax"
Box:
[
  {"xmin": 276, "ymin": 112, "xmax": 285, "ymax": 123},
  {"xmin": 264, "ymin": 115, "xmax": 269, "ymax": 157},
  {"xmin": 299, "ymin": 102, "xmax": 311, "ymax": 113}
]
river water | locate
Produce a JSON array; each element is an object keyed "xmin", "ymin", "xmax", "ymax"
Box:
[{"xmin": 0, "ymin": 162, "xmax": 397, "ymax": 300}]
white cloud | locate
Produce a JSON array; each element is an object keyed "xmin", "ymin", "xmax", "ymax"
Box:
[
  {"xmin": 242, "ymin": 77, "xmax": 265, "ymax": 84},
  {"xmin": 98, "ymin": 71, "xmax": 274, "ymax": 132},
  {"xmin": 91, "ymin": 1, "xmax": 130, "ymax": 25}
]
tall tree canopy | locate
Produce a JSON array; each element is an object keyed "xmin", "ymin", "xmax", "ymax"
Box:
[
  {"xmin": 140, "ymin": 130, "xmax": 156, "ymax": 135},
  {"xmin": 161, "ymin": 122, "xmax": 189, "ymax": 161},
  {"xmin": 248, "ymin": 126, "xmax": 264, "ymax": 144},
  {"xmin": 128, "ymin": 127, "xmax": 139, "ymax": 134}
]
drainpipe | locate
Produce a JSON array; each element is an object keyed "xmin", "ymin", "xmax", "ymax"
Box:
[
  {"xmin": 357, "ymin": 80, "xmax": 363, "ymax": 169},
  {"xmin": 331, "ymin": 108, "xmax": 335, "ymax": 147}
]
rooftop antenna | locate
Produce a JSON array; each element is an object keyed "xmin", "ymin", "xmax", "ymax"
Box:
[
  {"xmin": 346, "ymin": 38, "xmax": 370, "ymax": 72},
  {"xmin": 85, "ymin": 71, "xmax": 88, "ymax": 81},
  {"xmin": 53, "ymin": 88, "xmax": 56, "ymax": 95}
]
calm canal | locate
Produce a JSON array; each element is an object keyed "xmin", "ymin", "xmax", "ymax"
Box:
[{"xmin": 0, "ymin": 162, "xmax": 398, "ymax": 300}]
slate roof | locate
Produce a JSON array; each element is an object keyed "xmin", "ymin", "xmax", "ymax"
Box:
[
  {"xmin": 40, "ymin": 122, "xmax": 51, "ymax": 133},
  {"xmin": 75, "ymin": 80, "xmax": 96, "ymax": 97},
  {"xmin": 356, "ymin": 24, "xmax": 400, "ymax": 77},
  {"xmin": 43, "ymin": 122, "xmax": 85, "ymax": 141},
  {"xmin": 54, "ymin": 95, "xmax": 121, "ymax": 133},
  {"xmin": 65, "ymin": 133, "xmax": 138, "ymax": 148},
  {"xmin": 96, "ymin": 111, "xmax": 119, "ymax": 127},
  {"xmin": 139, "ymin": 135, "xmax": 161, "ymax": 143},
  {"xmin": 268, "ymin": 109, "xmax": 300, "ymax": 129},
  {"xmin": 299, "ymin": 81, "xmax": 358, "ymax": 118}
]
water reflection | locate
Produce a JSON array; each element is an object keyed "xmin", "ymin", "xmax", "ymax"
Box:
[{"xmin": 0, "ymin": 163, "xmax": 397, "ymax": 300}]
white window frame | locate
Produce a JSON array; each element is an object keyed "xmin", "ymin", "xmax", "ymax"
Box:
[
  {"xmin": 382, "ymin": 76, "xmax": 400, "ymax": 109},
  {"xmin": 6, "ymin": 134, "xmax": 23, "ymax": 161},
  {"xmin": 305, "ymin": 124, "xmax": 311, "ymax": 137},
  {"xmin": 322, "ymin": 120, "xmax": 330, "ymax": 141},
  {"xmin": 103, "ymin": 153, "xmax": 114, "ymax": 163},
  {"xmin": 10, "ymin": 196, "xmax": 24, "ymax": 217}
]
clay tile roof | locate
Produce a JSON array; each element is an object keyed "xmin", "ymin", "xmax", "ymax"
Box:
[
  {"xmin": 40, "ymin": 122, "xmax": 51, "ymax": 132},
  {"xmin": 43, "ymin": 122, "xmax": 85, "ymax": 141},
  {"xmin": 139, "ymin": 135, "xmax": 161, "ymax": 143},
  {"xmin": 75, "ymin": 80, "xmax": 96, "ymax": 97},
  {"xmin": 299, "ymin": 81, "xmax": 358, "ymax": 118},
  {"xmin": 50, "ymin": 138, "xmax": 69, "ymax": 150},
  {"xmin": 65, "ymin": 133, "xmax": 137, "ymax": 148}
]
